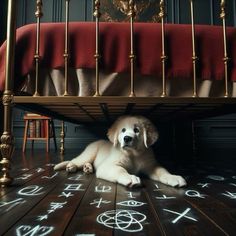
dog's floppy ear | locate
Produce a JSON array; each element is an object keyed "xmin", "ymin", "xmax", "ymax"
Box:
[
  {"xmin": 141, "ymin": 118, "xmax": 159, "ymax": 148},
  {"xmin": 107, "ymin": 119, "xmax": 119, "ymax": 146}
]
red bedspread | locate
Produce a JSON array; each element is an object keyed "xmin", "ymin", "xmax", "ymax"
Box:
[{"xmin": 0, "ymin": 22, "xmax": 236, "ymax": 91}]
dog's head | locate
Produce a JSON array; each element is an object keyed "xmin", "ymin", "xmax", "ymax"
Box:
[{"xmin": 107, "ymin": 116, "xmax": 158, "ymax": 152}]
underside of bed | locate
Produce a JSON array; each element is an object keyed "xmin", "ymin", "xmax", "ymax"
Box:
[{"xmin": 14, "ymin": 96, "xmax": 236, "ymax": 124}]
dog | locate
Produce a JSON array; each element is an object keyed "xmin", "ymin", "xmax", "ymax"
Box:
[{"xmin": 54, "ymin": 116, "xmax": 186, "ymax": 188}]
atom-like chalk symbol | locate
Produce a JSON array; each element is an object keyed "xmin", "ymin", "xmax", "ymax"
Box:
[{"xmin": 97, "ymin": 209, "xmax": 147, "ymax": 232}]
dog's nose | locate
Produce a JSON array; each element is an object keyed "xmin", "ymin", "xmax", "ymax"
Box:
[{"xmin": 124, "ymin": 136, "xmax": 133, "ymax": 143}]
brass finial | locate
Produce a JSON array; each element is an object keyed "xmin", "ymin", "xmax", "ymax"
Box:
[
  {"xmin": 35, "ymin": 0, "xmax": 43, "ymax": 18},
  {"xmin": 220, "ymin": 0, "xmax": 226, "ymax": 19},
  {"xmin": 159, "ymin": 0, "xmax": 165, "ymax": 19},
  {"xmin": 94, "ymin": 0, "xmax": 101, "ymax": 18},
  {"xmin": 128, "ymin": 0, "xmax": 136, "ymax": 18}
]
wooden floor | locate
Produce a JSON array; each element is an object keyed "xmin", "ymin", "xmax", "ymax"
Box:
[{"xmin": 0, "ymin": 150, "xmax": 236, "ymax": 236}]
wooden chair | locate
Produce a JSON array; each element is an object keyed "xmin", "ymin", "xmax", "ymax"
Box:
[{"xmin": 22, "ymin": 114, "xmax": 57, "ymax": 152}]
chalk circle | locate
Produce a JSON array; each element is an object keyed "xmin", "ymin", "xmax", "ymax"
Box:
[
  {"xmin": 206, "ymin": 175, "xmax": 225, "ymax": 181},
  {"xmin": 97, "ymin": 209, "xmax": 147, "ymax": 233}
]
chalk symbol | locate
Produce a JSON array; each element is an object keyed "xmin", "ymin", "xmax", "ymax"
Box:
[
  {"xmin": 154, "ymin": 184, "xmax": 161, "ymax": 191},
  {"xmin": 90, "ymin": 198, "xmax": 111, "ymax": 208},
  {"xmin": 95, "ymin": 183, "xmax": 112, "ymax": 193},
  {"xmin": 16, "ymin": 225, "xmax": 54, "ymax": 236},
  {"xmin": 75, "ymin": 234, "xmax": 95, "ymax": 236},
  {"xmin": 0, "ymin": 198, "xmax": 26, "ymax": 213},
  {"xmin": 64, "ymin": 184, "xmax": 85, "ymax": 191},
  {"xmin": 127, "ymin": 192, "xmax": 136, "ymax": 199},
  {"xmin": 185, "ymin": 190, "xmax": 206, "ymax": 199},
  {"xmin": 155, "ymin": 195, "xmax": 176, "ymax": 200},
  {"xmin": 58, "ymin": 192, "xmax": 74, "ymax": 198},
  {"xmin": 117, "ymin": 200, "xmax": 146, "ymax": 207},
  {"xmin": 222, "ymin": 191, "xmax": 236, "ymax": 199},
  {"xmin": 97, "ymin": 209, "xmax": 146, "ymax": 233},
  {"xmin": 197, "ymin": 183, "xmax": 210, "ymax": 188},
  {"xmin": 18, "ymin": 185, "xmax": 45, "ymax": 196},
  {"xmin": 16, "ymin": 174, "xmax": 33, "ymax": 180},
  {"xmin": 36, "ymin": 168, "xmax": 45, "ymax": 173},
  {"xmin": 68, "ymin": 175, "xmax": 84, "ymax": 181},
  {"xmin": 41, "ymin": 173, "xmax": 58, "ymax": 179},
  {"xmin": 47, "ymin": 201, "xmax": 67, "ymax": 214},
  {"xmin": 163, "ymin": 208, "xmax": 197, "ymax": 224},
  {"xmin": 206, "ymin": 175, "xmax": 225, "ymax": 181}
]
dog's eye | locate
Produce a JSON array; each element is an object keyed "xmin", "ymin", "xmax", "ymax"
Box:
[
  {"xmin": 122, "ymin": 128, "xmax": 126, "ymax": 133},
  {"xmin": 134, "ymin": 127, "xmax": 140, "ymax": 133}
]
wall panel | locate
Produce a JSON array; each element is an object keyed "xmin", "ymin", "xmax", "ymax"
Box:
[{"xmin": 15, "ymin": 0, "xmax": 235, "ymax": 27}]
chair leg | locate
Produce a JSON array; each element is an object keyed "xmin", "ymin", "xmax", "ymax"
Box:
[
  {"xmin": 46, "ymin": 120, "xmax": 49, "ymax": 152},
  {"xmin": 22, "ymin": 120, "xmax": 29, "ymax": 152}
]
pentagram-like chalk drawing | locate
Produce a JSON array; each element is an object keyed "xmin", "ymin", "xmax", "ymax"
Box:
[
  {"xmin": 97, "ymin": 209, "xmax": 147, "ymax": 232},
  {"xmin": 117, "ymin": 200, "xmax": 146, "ymax": 207}
]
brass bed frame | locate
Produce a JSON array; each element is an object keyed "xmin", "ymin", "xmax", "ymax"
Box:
[{"xmin": 1, "ymin": 0, "xmax": 236, "ymax": 186}]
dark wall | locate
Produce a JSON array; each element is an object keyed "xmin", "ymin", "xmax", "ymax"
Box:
[
  {"xmin": 15, "ymin": 0, "xmax": 236, "ymax": 27},
  {"xmin": 0, "ymin": 0, "xmax": 7, "ymax": 44},
  {"xmin": 16, "ymin": 0, "xmax": 93, "ymax": 27}
]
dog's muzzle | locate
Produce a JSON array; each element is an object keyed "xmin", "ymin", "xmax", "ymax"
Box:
[{"xmin": 123, "ymin": 136, "xmax": 133, "ymax": 146}]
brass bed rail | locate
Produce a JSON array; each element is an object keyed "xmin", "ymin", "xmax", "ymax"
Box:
[{"xmin": 0, "ymin": 0, "xmax": 234, "ymax": 186}]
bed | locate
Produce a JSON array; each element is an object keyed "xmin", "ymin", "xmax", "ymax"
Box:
[{"xmin": 1, "ymin": 0, "xmax": 236, "ymax": 186}]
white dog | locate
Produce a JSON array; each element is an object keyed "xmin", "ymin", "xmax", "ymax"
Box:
[{"xmin": 54, "ymin": 116, "xmax": 186, "ymax": 188}]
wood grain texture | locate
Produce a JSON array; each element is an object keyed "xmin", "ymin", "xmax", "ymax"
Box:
[{"xmin": 0, "ymin": 150, "xmax": 235, "ymax": 235}]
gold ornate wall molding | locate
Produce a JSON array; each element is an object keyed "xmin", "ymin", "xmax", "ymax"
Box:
[{"xmin": 100, "ymin": 0, "xmax": 160, "ymax": 22}]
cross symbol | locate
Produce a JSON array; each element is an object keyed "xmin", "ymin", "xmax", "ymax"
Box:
[
  {"xmin": 90, "ymin": 198, "xmax": 111, "ymax": 208},
  {"xmin": 163, "ymin": 208, "xmax": 198, "ymax": 224}
]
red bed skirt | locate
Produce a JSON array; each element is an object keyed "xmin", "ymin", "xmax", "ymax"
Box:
[{"xmin": 0, "ymin": 22, "xmax": 236, "ymax": 91}]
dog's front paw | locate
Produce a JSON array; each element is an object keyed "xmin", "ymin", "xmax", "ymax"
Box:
[
  {"xmin": 160, "ymin": 174, "xmax": 187, "ymax": 187},
  {"xmin": 118, "ymin": 175, "xmax": 141, "ymax": 188},
  {"xmin": 83, "ymin": 162, "xmax": 93, "ymax": 174},
  {"xmin": 66, "ymin": 162, "xmax": 77, "ymax": 173}
]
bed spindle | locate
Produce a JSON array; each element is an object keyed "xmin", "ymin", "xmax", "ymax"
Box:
[
  {"xmin": 159, "ymin": 0, "xmax": 167, "ymax": 97},
  {"xmin": 94, "ymin": 0, "xmax": 101, "ymax": 97},
  {"xmin": 128, "ymin": 0, "xmax": 136, "ymax": 97},
  {"xmin": 0, "ymin": 0, "xmax": 16, "ymax": 186},
  {"xmin": 60, "ymin": 121, "xmax": 65, "ymax": 154},
  {"xmin": 190, "ymin": 0, "xmax": 198, "ymax": 97},
  {"xmin": 63, "ymin": 0, "xmax": 70, "ymax": 96},
  {"xmin": 220, "ymin": 0, "xmax": 229, "ymax": 97},
  {"xmin": 33, "ymin": 0, "xmax": 43, "ymax": 97}
]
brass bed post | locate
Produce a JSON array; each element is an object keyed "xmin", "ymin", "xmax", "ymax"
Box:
[
  {"xmin": 128, "ymin": 0, "xmax": 136, "ymax": 97},
  {"xmin": 190, "ymin": 0, "xmax": 198, "ymax": 97},
  {"xmin": 159, "ymin": 0, "xmax": 167, "ymax": 97},
  {"xmin": 60, "ymin": 121, "xmax": 65, "ymax": 154},
  {"xmin": 33, "ymin": 0, "xmax": 43, "ymax": 97},
  {"xmin": 220, "ymin": 0, "xmax": 229, "ymax": 97},
  {"xmin": 93, "ymin": 0, "xmax": 101, "ymax": 97},
  {"xmin": 63, "ymin": 0, "xmax": 70, "ymax": 96},
  {"xmin": 0, "ymin": 0, "xmax": 16, "ymax": 186}
]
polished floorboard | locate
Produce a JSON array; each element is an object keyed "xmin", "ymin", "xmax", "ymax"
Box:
[{"xmin": 0, "ymin": 149, "xmax": 236, "ymax": 236}]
